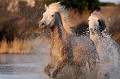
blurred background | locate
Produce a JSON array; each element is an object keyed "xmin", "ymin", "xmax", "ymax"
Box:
[{"xmin": 0, "ymin": 0, "xmax": 120, "ymax": 54}]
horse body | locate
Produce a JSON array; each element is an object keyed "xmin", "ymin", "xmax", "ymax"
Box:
[
  {"xmin": 49, "ymin": 23, "xmax": 98, "ymax": 79},
  {"xmin": 88, "ymin": 11, "xmax": 120, "ymax": 79},
  {"xmin": 40, "ymin": 2, "xmax": 99, "ymax": 79}
]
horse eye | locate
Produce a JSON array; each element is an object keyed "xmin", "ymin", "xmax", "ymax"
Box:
[{"xmin": 52, "ymin": 15, "xmax": 54, "ymax": 17}]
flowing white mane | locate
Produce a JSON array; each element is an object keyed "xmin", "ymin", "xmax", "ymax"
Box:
[{"xmin": 48, "ymin": 2, "xmax": 73, "ymax": 34}]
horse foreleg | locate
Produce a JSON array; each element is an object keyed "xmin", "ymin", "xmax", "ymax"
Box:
[
  {"xmin": 52, "ymin": 59, "xmax": 67, "ymax": 78},
  {"xmin": 44, "ymin": 64, "xmax": 52, "ymax": 77},
  {"xmin": 88, "ymin": 59, "xmax": 100, "ymax": 79},
  {"xmin": 44, "ymin": 61, "xmax": 55, "ymax": 77}
]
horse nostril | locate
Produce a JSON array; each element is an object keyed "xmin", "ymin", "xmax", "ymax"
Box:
[
  {"xmin": 42, "ymin": 23, "xmax": 44, "ymax": 25},
  {"xmin": 90, "ymin": 28, "xmax": 93, "ymax": 32}
]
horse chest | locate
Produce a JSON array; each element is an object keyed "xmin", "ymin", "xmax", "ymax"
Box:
[{"xmin": 51, "ymin": 41, "xmax": 67, "ymax": 58}]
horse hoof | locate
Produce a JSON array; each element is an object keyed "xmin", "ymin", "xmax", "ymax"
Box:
[
  {"xmin": 44, "ymin": 68, "xmax": 51, "ymax": 77},
  {"xmin": 52, "ymin": 70, "xmax": 58, "ymax": 78},
  {"xmin": 52, "ymin": 74, "xmax": 57, "ymax": 78}
]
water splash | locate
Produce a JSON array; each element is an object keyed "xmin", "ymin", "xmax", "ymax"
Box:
[{"xmin": 91, "ymin": 32, "xmax": 120, "ymax": 79}]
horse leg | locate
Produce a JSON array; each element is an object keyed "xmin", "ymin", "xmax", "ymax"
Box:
[
  {"xmin": 88, "ymin": 58, "xmax": 99, "ymax": 79},
  {"xmin": 44, "ymin": 59, "xmax": 56, "ymax": 77},
  {"xmin": 52, "ymin": 59, "xmax": 67, "ymax": 78}
]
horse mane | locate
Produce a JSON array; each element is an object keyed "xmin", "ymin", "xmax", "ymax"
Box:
[{"xmin": 48, "ymin": 2, "xmax": 73, "ymax": 34}]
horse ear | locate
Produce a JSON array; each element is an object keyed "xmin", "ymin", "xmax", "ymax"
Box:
[
  {"xmin": 45, "ymin": 4, "xmax": 48, "ymax": 10},
  {"xmin": 56, "ymin": 2, "xmax": 60, "ymax": 4},
  {"xmin": 98, "ymin": 19, "xmax": 106, "ymax": 32}
]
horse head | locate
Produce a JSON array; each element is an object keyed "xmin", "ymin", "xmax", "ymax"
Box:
[
  {"xmin": 88, "ymin": 11, "xmax": 106, "ymax": 35},
  {"xmin": 39, "ymin": 2, "xmax": 62, "ymax": 28},
  {"xmin": 39, "ymin": 2, "xmax": 73, "ymax": 35},
  {"xmin": 39, "ymin": 3, "xmax": 65, "ymax": 39}
]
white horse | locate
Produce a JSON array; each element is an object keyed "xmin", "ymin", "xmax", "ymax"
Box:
[
  {"xmin": 88, "ymin": 11, "xmax": 120, "ymax": 79},
  {"xmin": 39, "ymin": 2, "xmax": 99, "ymax": 79}
]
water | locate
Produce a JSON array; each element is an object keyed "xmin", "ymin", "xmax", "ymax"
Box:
[
  {"xmin": 0, "ymin": 36, "xmax": 95, "ymax": 79},
  {"xmin": 0, "ymin": 36, "xmax": 120, "ymax": 79},
  {"xmin": 0, "ymin": 37, "xmax": 51, "ymax": 79}
]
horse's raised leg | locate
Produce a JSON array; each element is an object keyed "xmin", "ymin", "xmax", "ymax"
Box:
[
  {"xmin": 52, "ymin": 59, "xmax": 67, "ymax": 78},
  {"xmin": 44, "ymin": 63, "xmax": 53, "ymax": 77},
  {"xmin": 44, "ymin": 59, "xmax": 56, "ymax": 77}
]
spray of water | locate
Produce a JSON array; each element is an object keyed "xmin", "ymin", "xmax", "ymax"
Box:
[{"xmin": 93, "ymin": 32, "xmax": 120, "ymax": 79}]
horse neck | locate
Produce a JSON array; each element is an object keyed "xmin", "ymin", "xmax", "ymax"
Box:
[
  {"xmin": 51, "ymin": 25, "xmax": 69, "ymax": 43},
  {"xmin": 51, "ymin": 12, "xmax": 70, "ymax": 43},
  {"xmin": 90, "ymin": 32, "xmax": 104, "ymax": 47}
]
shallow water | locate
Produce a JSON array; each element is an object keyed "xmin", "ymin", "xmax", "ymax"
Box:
[
  {"xmin": 0, "ymin": 37, "xmax": 51, "ymax": 79},
  {"xmin": 0, "ymin": 36, "xmax": 120, "ymax": 79}
]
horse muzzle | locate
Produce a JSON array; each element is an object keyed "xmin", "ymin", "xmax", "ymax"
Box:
[
  {"xmin": 39, "ymin": 22, "xmax": 46, "ymax": 29},
  {"xmin": 90, "ymin": 28, "xmax": 95, "ymax": 35}
]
